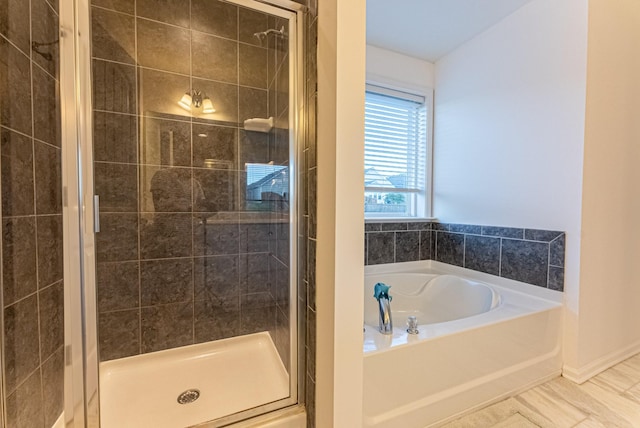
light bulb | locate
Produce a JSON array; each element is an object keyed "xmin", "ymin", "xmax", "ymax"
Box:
[
  {"xmin": 202, "ymin": 97, "xmax": 216, "ymax": 114},
  {"xmin": 178, "ymin": 92, "xmax": 192, "ymax": 110}
]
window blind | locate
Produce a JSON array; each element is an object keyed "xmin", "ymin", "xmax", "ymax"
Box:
[{"xmin": 364, "ymin": 87, "xmax": 427, "ymax": 194}]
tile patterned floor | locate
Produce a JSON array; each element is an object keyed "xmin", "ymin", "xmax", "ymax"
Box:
[{"xmin": 442, "ymin": 353, "xmax": 640, "ymax": 428}]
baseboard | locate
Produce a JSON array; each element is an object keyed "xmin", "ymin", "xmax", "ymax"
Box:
[{"xmin": 562, "ymin": 339, "xmax": 640, "ymax": 384}]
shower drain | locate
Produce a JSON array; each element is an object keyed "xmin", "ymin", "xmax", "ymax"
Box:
[{"xmin": 177, "ymin": 389, "xmax": 201, "ymax": 404}]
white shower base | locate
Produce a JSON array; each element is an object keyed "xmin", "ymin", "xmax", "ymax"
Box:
[{"xmin": 100, "ymin": 332, "xmax": 289, "ymax": 428}]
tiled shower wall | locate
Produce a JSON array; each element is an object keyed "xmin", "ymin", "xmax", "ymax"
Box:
[
  {"xmin": 0, "ymin": 0, "xmax": 64, "ymax": 426},
  {"xmin": 301, "ymin": 0, "xmax": 318, "ymax": 426},
  {"xmin": 365, "ymin": 222, "xmax": 565, "ymax": 291},
  {"xmin": 92, "ymin": 0, "xmax": 291, "ymax": 368}
]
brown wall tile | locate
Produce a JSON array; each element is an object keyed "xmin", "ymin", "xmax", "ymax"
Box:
[
  {"xmin": 192, "ymin": 31, "xmax": 238, "ymax": 84},
  {"xmin": 137, "ymin": 18, "xmax": 190, "ymax": 74},
  {"xmin": 136, "ymin": 0, "xmax": 190, "ymax": 28},
  {"xmin": 0, "ymin": 38, "xmax": 33, "ymax": 135},
  {"xmin": 99, "ymin": 309, "xmax": 140, "ymax": 360},
  {"xmin": 1, "ymin": 0, "xmax": 63, "ymax": 424},
  {"xmin": 0, "ymin": 0, "xmax": 31, "ymax": 55},
  {"xmin": 1, "ymin": 129, "xmax": 34, "ymax": 216},
  {"xmin": 32, "ymin": 65, "xmax": 61, "ymax": 147},
  {"xmin": 93, "ymin": 111, "xmax": 137, "ymax": 163},
  {"xmin": 191, "ymin": 0, "xmax": 237, "ymax": 39},
  {"xmin": 39, "ymin": 281, "xmax": 64, "ymax": 359},
  {"xmin": 36, "ymin": 214, "xmax": 63, "ymax": 288},
  {"xmin": 2, "ymin": 217, "xmax": 37, "ymax": 305},
  {"xmin": 31, "ymin": 0, "xmax": 58, "ymax": 77},
  {"xmin": 91, "ymin": 6, "xmax": 136, "ymax": 64},
  {"xmin": 3, "ymin": 295, "xmax": 40, "ymax": 393},
  {"xmin": 5, "ymin": 369, "xmax": 43, "ymax": 428}
]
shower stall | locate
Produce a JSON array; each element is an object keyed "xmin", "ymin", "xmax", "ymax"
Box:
[{"xmin": 59, "ymin": 0, "xmax": 305, "ymax": 426}]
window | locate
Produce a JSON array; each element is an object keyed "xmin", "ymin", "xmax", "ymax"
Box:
[
  {"xmin": 245, "ymin": 163, "xmax": 289, "ymax": 211},
  {"xmin": 364, "ymin": 84, "xmax": 431, "ymax": 218}
]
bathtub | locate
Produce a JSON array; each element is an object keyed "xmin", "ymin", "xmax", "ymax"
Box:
[{"xmin": 362, "ymin": 260, "xmax": 563, "ymax": 428}]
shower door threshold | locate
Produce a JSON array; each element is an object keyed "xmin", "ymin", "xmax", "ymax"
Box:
[{"xmin": 99, "ymin": 332, "xmax": 289, "ymax": 428}]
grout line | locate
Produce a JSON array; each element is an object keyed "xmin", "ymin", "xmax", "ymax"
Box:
[
  {"xmin": 0, "ymin": 51, "xmax": 5, "ymax": 423},
  {"xmin": 235, "ymin": 7, "xmax": 242, "ymax": 212},
  {"xmin": 498, "ymin": 238, "xmax": 503, "ymax": 277},
  {"xmin": 462, "ymin": 234, "xmax": 466, "ymax": 268},
  {"xmin": 4, "ymin": 363, "xmax": 41, "ymax": 398},
  {"xmin": 29, "ymin": 0, "xmax": 45, "ymax": 381},
  {"xmin": 92, "ymin": 108, "xmax": 138, "ymax": 118},
  {"xmin": 32, "ymin": 54, "xmax": 59, "ymax": 83},
  {"xmin": 547, "ymin": 242, "xmax": 552, "ymax": 288},
  {"xmin": 0, "ymin": 125, "xmax": 35, "ymax": 141},
  {"xmin": 434, "ymin": 230, "xmax": 438, "ymax": 261},
  {"xmin": 188, "ymin": 0, "xmax": 196, "ymax": 346},
  {"xmin": 91, "ymin": 4, "xmax": 136, "ymax": 18},
  {"xmin": 33, "ymin": 136, "xmax": 62, "ymax": 151},
  {"xmin": 30, "ymin": 0, "xmax": 47, "ymax": 417},
  {"xmin": 133, "ymin": 0, "xmax": 143, "ymax": 358},
  {"xmin": 1, "ymin": 213, "xmax": 61, "ymax": 220}
]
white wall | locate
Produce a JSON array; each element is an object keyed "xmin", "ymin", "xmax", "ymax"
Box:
[
  {"xmin": 366, "ymin": 44, "xmax": 435, "ymax": 93},
  {"xmin": 431, "ymin": 0, "xmax": 640, "ymax": 382},
  {"xmin": 433, "ymin": 0, "xmax": 587, "ymax": 231},
  {"xmin": 432, "ymin": 0, "xmax": 589, "ymax": 374},
  {"xmin": 565, "ymin": 0, "xmax": 640, "ymax": 381},
  {"xmin": 316, "ymin": 0, "xmax": 366, "ymax": 425}
]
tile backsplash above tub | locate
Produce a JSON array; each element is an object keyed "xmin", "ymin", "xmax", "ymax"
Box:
[{"xmin": 365, "ymin": 222, "xmax": 565, "ymax": 291}]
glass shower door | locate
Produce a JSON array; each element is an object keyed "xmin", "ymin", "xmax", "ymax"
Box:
[{"xmin": 64, "ymin": 0, "xmax": 302, "ymax": 426}]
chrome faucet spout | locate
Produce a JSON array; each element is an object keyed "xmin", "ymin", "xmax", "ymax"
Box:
[
  {"xmin": 374, "ymin": 282, "xmax": 393, "ymax": 335},
  {"xmin": 378, "ymin": 296, "xmax": 393, "ymax": 334}
]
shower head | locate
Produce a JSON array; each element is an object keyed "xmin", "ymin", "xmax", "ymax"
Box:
[{"xmin": 253, "ymin": 26, "xmax": 286, "ymax": 44}]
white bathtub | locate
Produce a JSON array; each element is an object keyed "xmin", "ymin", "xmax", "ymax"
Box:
[
  {"xmin": 364, "ymin": 273, "xmax": 500, "ymax": 328},
  {"xmin": 362, "ymin": 260, "xmax": 563, "ymax": 428}
]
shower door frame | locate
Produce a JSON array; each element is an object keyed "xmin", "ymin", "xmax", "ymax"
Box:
[{"xmin": 59, "ymin": 0, "xmax": 306, "ymax": 426}]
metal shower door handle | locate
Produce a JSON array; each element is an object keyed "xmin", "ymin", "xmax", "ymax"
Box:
[{"xmin": 94, "ymin": 195, "xmax": 100, "ymax": 233}]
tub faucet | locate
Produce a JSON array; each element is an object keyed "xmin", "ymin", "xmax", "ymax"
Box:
[
  {"xmin": 374, "ymin": 283, "xmax": 393, "ymax": 335},
  {"xmin": 406, "ymin": 316, "xmax": 419, "ymax": 335}
]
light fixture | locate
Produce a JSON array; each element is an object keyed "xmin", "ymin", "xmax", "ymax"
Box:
[
  {"xmin": 178, "ymin": 92, "xmax": 193, "ymax": 110},
  {"xmin": 202, "ymin": 97, "xmax": 215, "ymax": 114},
  {"xmin": 178, "ymin": 89, "xmax": 216, "ymax": 113}
]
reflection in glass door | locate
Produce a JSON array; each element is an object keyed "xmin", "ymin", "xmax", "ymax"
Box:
[{"xmin": 77, "ymin": 0, "xmax": 302, "ymax": 425}]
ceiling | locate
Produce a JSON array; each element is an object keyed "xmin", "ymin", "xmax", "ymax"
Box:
[{"xmin": 366, "ymin": 0, "xmax": 535, "ymax": 62}]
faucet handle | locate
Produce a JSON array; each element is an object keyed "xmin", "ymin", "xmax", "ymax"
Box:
[{"xmin": 406, "ymin": 316, "xmax": 419, "ymax": 334}]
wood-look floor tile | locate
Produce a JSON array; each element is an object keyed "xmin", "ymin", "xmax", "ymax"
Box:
[
  {"xmin": 440, "ymin": 353, "xmax": 640, "ymax": 428},
  {"xmin": 573, "ymin": 417, "xmax": 609, "ymax": 428},
  {"xmin": 579, "ymin": 381, "xmax": 640, "ymax": 427},
  {"xmin": 590, "ymin": 359, "xmax": 640, "ymax": 393},
  {"xmin": 440, "ymin": 398, "xmax": 523, "ymax": 427},
  {"xmin": 622, "ymin": 381, "xmax": 640, "ymax": 404},
  {"xmin": 624, "ymin": 353, "xmax": 640, "ymax": 369},
  {"xmin": 493, "ymin": 413, "xmax": 539, "ymax": 427},
  {"xmin": 542, "ymin": 377, "xmax": 632, "ymax": 427},
  {"xmin": 514, "ymin": 385, "xmax": 587, "ymax": 428}
]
